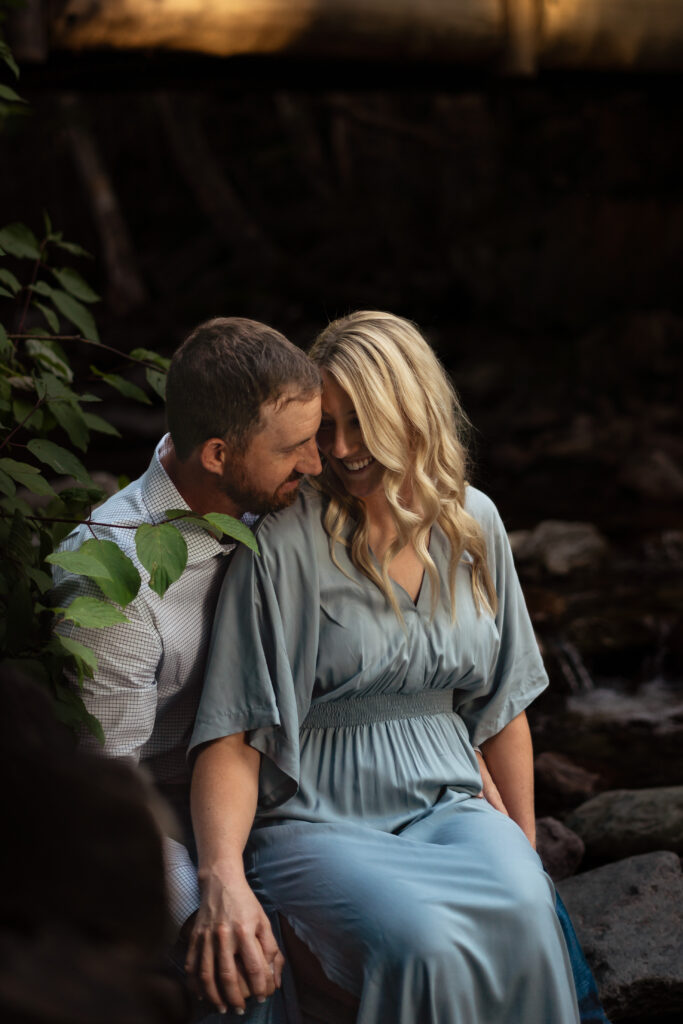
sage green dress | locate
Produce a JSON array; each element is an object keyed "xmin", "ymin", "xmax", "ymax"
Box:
[{"xmin": 191, "ymin": 485, "xmax": 580, "ymax": 1024}]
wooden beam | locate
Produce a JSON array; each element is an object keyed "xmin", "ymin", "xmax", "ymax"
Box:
[
  {"xmin": 16, "ymin": 1, "xmax": 683, "ymax": 72},
  {"xmin": 48, "ymin": 0, "xmax": 504, "ymax": 63}
]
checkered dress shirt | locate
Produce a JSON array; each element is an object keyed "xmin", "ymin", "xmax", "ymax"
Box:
[{"xmin": 52, "ymin": 435, "xmax": 239, "ymax": 931}]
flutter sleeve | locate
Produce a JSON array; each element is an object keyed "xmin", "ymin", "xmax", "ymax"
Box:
[
  {"xmin": 454, "ymin": 489, "xmax": 548, "ymax": 748},
  {"xmin": 189, "ymin": 494, "xmax": 320, "ymax": 809}
]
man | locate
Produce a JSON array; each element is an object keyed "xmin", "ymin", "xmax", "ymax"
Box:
[{"xmin": 52, "ymin": 317, "xmax": 322, "ymax": 1022}]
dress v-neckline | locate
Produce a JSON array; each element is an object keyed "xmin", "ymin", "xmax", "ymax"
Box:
[{"xmin": 375, "ymin": 528, "xmax": 434, "ymax": 610}]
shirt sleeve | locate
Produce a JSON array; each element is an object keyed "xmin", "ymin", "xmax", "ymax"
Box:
[
  {"xmin": 164, "ymin": 837, "xmax": 201, "ymax": 935},
  {"xmin": 454, "ymin": 493, "xmax": 548, "ymax": 747},
  {"xmin": 51, "ymin": 569, "xmax": 162, "ymax": 760},
  {"xmin": 190, "ymin": 503, "xmax": 320, "ymax": 810}
]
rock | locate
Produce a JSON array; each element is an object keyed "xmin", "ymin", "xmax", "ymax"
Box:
[
  {"xmin": 535, "ymin": 817, "xmax": 584, "ymax": 881},
  {"xmin": 566, "ymin": 787, "xmax": 683, "ymax": 864},
  {"xmin": 508, "ymin": 520, "xmax": 609, "ymax": 575},
  {"xmin": 620, "ymin": 450, "xmax": 683, "ymax": 501},
  {"xmin": 535, "ymin": 751, "xmax": 600, "ymax": 811},
  {"xmin": 558, "ymin": 852, "xmax": 683, "ymax": 1020}
]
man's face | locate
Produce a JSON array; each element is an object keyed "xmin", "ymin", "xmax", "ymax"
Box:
[{"xmin": 223, "ymin": 393, "xmax": 322, "ymax": 514}]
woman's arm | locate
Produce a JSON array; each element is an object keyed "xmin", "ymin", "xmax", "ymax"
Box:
[
  {"xmin": 479, "ymin": 710, "xmax": 536, "ymax": 848},
  {"xmin": 186, "ymin": 733, "xmax": 285, "ymax": 1014}
]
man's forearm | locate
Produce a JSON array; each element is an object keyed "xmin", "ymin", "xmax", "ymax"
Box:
[{"xmin": 480, "ymin": 710, "xmax": 536, "ymax": 847}]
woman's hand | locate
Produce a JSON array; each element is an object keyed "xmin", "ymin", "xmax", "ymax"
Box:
[
  {"xmin": 185, "ymin": 862, "xmax": 284, "ymax": 1014},
  {"xmin": 475, "ymin": 749, "xmax": 509, "ymax": 816}
]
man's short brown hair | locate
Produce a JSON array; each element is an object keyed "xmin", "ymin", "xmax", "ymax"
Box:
[{"xmin": 165, "ymin": 317, "xmax": 320, "ymax": 460}]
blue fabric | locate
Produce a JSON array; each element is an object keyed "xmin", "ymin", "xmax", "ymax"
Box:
[
  {"xmin": 556, "ymin": 892, "xmax": 611, "ymax": 1024},
  {"xmin": 192, "ymin": 487, "xmax": 582, "ymax": 1023}
]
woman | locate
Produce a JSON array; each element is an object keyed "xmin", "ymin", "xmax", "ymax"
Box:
[{"xmin": 187, "ymin": 312, "xmax": 581, "ymax": 1023}]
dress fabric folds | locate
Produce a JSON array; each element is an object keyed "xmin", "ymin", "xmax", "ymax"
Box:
[{"xmin": 191, "ymin": 485, "xmax": 580, "ymax": 1024}]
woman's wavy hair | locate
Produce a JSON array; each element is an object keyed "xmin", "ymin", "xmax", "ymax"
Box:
[{"xmin": 309, "ymin": 311, "xmax": 497, "ymax": 621}]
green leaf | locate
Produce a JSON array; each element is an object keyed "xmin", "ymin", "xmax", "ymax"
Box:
[
  {"xmin": 50, "ymin": 267, "xmax": 99, "ymax": 303},
  {"xmin": 0, "ymin": 286, "xmax": 14, "ymax": 298},
  {"xmin": 38, "ymin": 372, "xmax": 76, "ymax": 402},
  {"xmin": 26, "ymin": 337, "xmax": 73, "ymax": 381},
  {"xmin": 163, "ymin": 507, "xmax": 219, "ymax": 537},
  {"xmin": 30, "ymin": 280, "xmax": 53, "ymax": 297},
  {"xmin": 27, "ymin": 438, "xmax": 92, "ymax": 485},
  {"xmin": 90, "ymin": 365, "xmax": 151, "ymax": 405},
  {"xmin": 0, "ymin": 268, "xmax": 21, "ymax": 294},
  {"xmin": 50, "ymin": 289, "xmax": 99, "ymax": 341},
  {"xmin": 0, "ymin": 223, "xmax": 41, "ymax": 259},
  {"xmin": 0, "ymin": 84, "xmax": 26, "ymax": 104},
  {"xmin": 135, "ymin": 522, "xmax": 188, "ymax": 599},
  {"xmin": 26, "ymin": 566, "xmax": 54, "ymax": 594},
  {"xmin": 54, "ymin": 239, "xmax": 92, "ymax": 259},
  {"xmin": 46, "ymin": 538, "xmax": 141, "ymax": 607},
  {"xmin": 82, "ymin": 410, "xmax": 121, "ymax": 437},
  {"xmin": 0, "ymin": 323, "xmax": 11, "ymax": 359},
  {"xmin": 0, "ymin": 493, "xmax": 32, "ymax": 516},
  {"xmin": 0, "ymin": 457, "xmax": 56, "ymax": 496},
  {"xmin": 129, "ymin": 348, "xmax": 171, "ymax": 370},
  {"xmin": 48, "ymin": 399, "xmax": 90, "ymax": 451},
  {"xmin": 0, "ymin": 466, "xmax": 16, "ymax": 497},
  {"xmin": 43, "ymin": 211, "xmax": 53, "ymax": 236},
  {"xmin": 53, "ymin": 596, "xmax": 129, "ymax": 629},
  {"xmin": 52, "ymin": 630, "xmax": 98, "ymax": 688},
  {"xmin": 53, "ymin": 682, "xmax": 105, "ymax": 744},
  {"xmin": 33, "ymin": 301, "xmax": 60, "ymax": 333},
  {"xmin": 203, "ymin": 513, "xmax": 260, "ymax": 553},
  {"xmin": 12, "ymin": 395, "xmax": 44, "ymax": 432},
  {"xmin": 145, "ymin": 367, "xmax": 166, "ymax": 400},
  {"xmin": 0, "ymin": 40, "xmax": 20, "ymax": 79}
]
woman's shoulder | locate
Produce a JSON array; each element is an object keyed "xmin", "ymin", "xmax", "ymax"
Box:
[
  {"xmin": 463, "ymin": 484, "xmax": 502, "ymax": 529},
  {"xmin": 254, "ymin": 482, "xmax": 326, "ymax": 551}
]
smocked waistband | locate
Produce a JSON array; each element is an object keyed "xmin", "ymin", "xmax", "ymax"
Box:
[{"xmin": 300, "ymin": 690, "xmax": 453, "ymax": 729}]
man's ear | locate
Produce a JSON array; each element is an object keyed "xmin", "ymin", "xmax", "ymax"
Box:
[{"xmin": 198, "ymin": 437, "xmax": 229, "ymax": 477}]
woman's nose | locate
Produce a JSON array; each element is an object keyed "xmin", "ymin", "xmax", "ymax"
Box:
[{"xmin": 330, "ymin": 428, "xmax": 354, "ymax": 459}]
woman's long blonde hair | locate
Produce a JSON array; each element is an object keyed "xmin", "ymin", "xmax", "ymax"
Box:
[{"xmin": 309, "ymin": 311, "xmax": 497, "ymax": 621}]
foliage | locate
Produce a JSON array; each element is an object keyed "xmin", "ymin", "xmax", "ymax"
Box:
[{"xmin": 0, "ymin": 33, "xmax": 257, "ymax": 739}]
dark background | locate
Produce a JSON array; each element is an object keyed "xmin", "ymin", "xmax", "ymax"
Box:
[{"xmin": 2, "ymin": 54, "xmax": 682, "ymax": 782}]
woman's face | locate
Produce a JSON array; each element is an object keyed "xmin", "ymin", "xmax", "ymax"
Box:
[{"xmin": 317, "ymin": 370, "xmax": 386, "ymax": 501}]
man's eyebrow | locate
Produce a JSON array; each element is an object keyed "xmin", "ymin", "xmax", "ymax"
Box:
[{"xmin": 280, "ymin": 432, "xmax": 316, "ymax": 451}]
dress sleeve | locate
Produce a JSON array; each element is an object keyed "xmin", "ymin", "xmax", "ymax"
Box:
[
  {"xmin": 455, "ymin": 493, "xmax": 548, "ymax": 747},
  {"xmin": 189, "ymin": 503, "xmax": 320, "ymax": 810}
]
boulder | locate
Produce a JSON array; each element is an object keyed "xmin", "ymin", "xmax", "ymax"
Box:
[
  {"xmin": 558, "ymin": 852, "xmax": 683, "ymax": 1020},
  {"xmin": 535, "ymin": 816, "xmax": 584, "ymax": 881},
  {"xmin": 535, "ymin": 750, "xmax": 600, "ymax": 813},
  {"xmin": 566, "ymin": 786, "xmax": 683, "ymax": 863},
  {"xmin": 508, "ymin": 520, "xmax": 609, "ymax": 575}
]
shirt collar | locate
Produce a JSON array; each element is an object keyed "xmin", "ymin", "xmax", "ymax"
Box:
[{"xmin": 139, "ymin": 435, "xmax": 234, "ymax": 564}]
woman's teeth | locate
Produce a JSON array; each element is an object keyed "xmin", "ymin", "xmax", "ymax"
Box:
[{"xmin": 342, "ymin": 456, "xmax": 373, "ymax": 472}]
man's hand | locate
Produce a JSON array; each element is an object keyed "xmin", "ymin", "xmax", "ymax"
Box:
[
  {"xmin": 185, "ymin": 865, "xmax": 285, "ymax": 1014},
  {"xmin": 475, "ymin": 749, "xmax": 509, "ymax": 816}
]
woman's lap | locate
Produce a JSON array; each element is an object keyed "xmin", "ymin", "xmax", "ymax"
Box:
[{"xmin": 246, "ymin": 794, "xmax": 571, "ymax": 1004}]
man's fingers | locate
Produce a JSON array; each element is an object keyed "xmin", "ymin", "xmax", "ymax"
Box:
[
  {"xmin": 258, "ymin": 924, "xmax": 285, "ymax": 989},
  {"xmin": 197, "ymin": 929, "xmax": 229, "ymax": 1013},
  {"xmin": 215, "ymin": 929, "xmax": 252, "ymax": 1011},
  {"xmin": 270, "ymin": 948, "xmax": 286, "ymax": 989},
  {"xmin": 235, "ymin": 934, "xmax": 274, "ymax": 1000}
]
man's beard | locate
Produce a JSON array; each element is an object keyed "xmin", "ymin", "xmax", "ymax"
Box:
[{"xmin": 222, "ymin": 461, "xmax": 304, "ymax": 515}]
